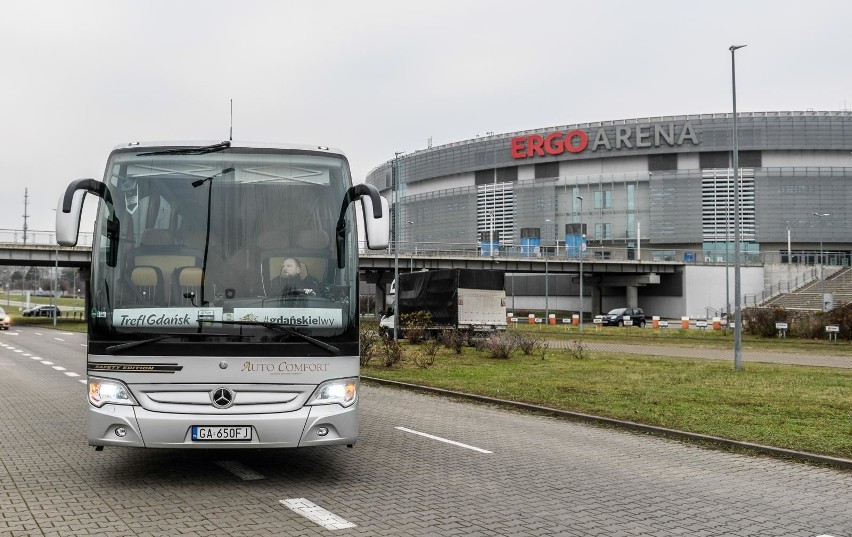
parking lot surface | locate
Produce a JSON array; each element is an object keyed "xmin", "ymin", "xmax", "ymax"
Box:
[{"xmin": 0, "ymin": 328, "xmax": 849, "ymax": 536}]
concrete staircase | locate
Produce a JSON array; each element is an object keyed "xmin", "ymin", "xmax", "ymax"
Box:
[{"xmin": 761, "ymin": 267, "xmax": 852, "ymax": 311}]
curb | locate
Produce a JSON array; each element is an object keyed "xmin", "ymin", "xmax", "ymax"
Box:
[{"xmin": 362, "ymin": 376, "xmax": 852, "ymax": 471}]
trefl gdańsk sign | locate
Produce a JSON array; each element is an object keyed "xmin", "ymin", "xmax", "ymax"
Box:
[{"xmin": 510, "ymin": 122, "xmax": 700, "ymax": 159}]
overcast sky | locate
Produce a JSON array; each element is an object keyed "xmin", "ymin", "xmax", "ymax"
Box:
[{"xmin": 3, "ymin": 0, "xmax": 851, "ymax": 233}]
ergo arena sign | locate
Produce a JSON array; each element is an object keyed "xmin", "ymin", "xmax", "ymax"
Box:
[{"xmin": 511, "ymin": 122, "xmax": 700, "ymax": 159}]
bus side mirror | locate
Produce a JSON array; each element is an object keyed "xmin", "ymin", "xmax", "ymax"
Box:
[
  {"xmin": 361, "ymin": 194, "xmax": 390, "ymax": 250},
  {"xmin": 57, "ymin": 178, "xmax": 111, "ymax": 246},
  {"xmin": 56, "ymin": 189, "xmax": 87, "ymax": 247}
]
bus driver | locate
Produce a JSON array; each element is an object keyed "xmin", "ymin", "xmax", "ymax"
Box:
[{"xmin": 271, "ymin": 257, "xmax": 319, "ymax": 296}]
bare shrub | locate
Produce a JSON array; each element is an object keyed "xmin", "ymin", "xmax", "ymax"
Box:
[
  {"xmin": 381, "ymin": 339, "xmax": 404, "ymax": 367},
  {"xmin": 440, "ymin": 328, "xmax": 464, "ymax": 354},
  {"xmin": 412, "ymin": 339, "xmax": 440, "ymax": 368},
  {"xmin": 401, "ymin": 310, "xmax": 431, "ymax": 344},
  {"xmin": 510, "ymin": 331, "xmax": 547, "ymax": 355},
  {"xmin": 741, "ymin": 307, "xmax": 792, "ymax": 338},
  {"xmin": 359, "ymin": 328, "xmax": 380, "ymax": 366},
  {"xmin": 422, "ymin": 338, "xmax": 441, "ymax": 357},
  {"xmin": 566, "ymin": 340, "xmax": 588, "ymax": 360},
  {"xmin": 483, "ymin": 331, "xmax": 514, "ymax": 359}
]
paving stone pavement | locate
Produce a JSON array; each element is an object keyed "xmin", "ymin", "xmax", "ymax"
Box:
[{"xmin": 0, "ymin": 331, "xmax": 850, "ymax": 536}]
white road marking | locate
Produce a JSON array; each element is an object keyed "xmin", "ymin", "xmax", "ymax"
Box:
[
  {"xmin": 22, "ymin": 353, "xmax": 31, "ymax": 357},
  {"xmin": 64, "ymin": 372, "xmax": 80, "ymax": 377},
  {"xmin": 13, "ymin": 349, "xmax": 23, "ymax": 353},
  {"xmin": 280, "ymin": 498, "xmax": 356, "ymax": 530},
  {"xmin": 214, "ymin": 460, "xmax": 265, "ymax": 481},
  {"xmin": 30, "ymin": 356, "xmax": 42, "ymax": 360},
  {"xmin": 34, "ymin": 332, "xmax": 43, "ymax": 336},
  {"xmin": 79, "ymin": 379, "xmax": 87, "ymax": 384},
  {"xmin": 53, "ymin": 338, "xmax": 65, "ymax": 342},
  {"xmin": 52, "ymin": 366, "xmax": 67, "ymax": 371},
  {"xmin": 395, "ymin": 426, "xmax": 493, "ymax": 453},
  {"xmin": 41, "ymin": 361, "xmax": 53, "ymax": 365},
  {"xmin": 80, "ymin": 344, "xmax": 86, "ymax": 347}
]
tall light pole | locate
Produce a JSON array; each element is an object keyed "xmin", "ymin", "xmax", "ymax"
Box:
[
  {"xmin": 730, "ymin": 44, "xmax": 746, "ymax": 371},
  {"xmin": 51, "ymin": 209, "xmax": 58, "ymax": 326},
  {"xmin": 488, "ymin": 211, "xmax": 495, "ymax": 257},
  {"xmin": 53, "ymin": 246, "xmax": 58, "ymax": 326},
  {"xmin": 544, "ymin": 219, "xmax": 551, "ymax": 319},
  {"xmin": 392, "ymin": 151, "xmax": 404, "ymax": 341},
  {"xmin": 814, "ymin": 212, "xmax": 830, "ymax": 311},
  {"xmin": 725, "ymin": 168, "xmax": 731, "ymax": 320},
  {"xmin": 576, "ymin": 195, "xmax": 584, "ymax": 332}
]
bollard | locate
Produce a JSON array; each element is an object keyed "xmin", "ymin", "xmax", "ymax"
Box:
[
  {"xmin": 652, "ymin": 315, "xmax": 660, "ymax": 329},
  {"xmin": 712, "ymin": 317, "xmax": 721, "ymax": 330},
  {"xmin": 572, "ymin": 314, "xmax": 579, "ymax": 326},
  {"xmin": 528, "ymin": 314, "xmax": 535, "ymax": 325},
  {"xmin": 681, "ymin": 316, "xmax": 690, "ymax": 330},
  {"xmin": 548, "ymin": 313, "xmax": 556, "ymax": 326}
]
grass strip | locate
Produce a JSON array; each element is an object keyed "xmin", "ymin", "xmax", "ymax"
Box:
[{"xmin": 363, "ymin": 344, "xmax": 852, "ymax": 459}]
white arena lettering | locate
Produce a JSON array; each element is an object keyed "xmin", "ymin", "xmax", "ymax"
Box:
[{"xmin": 512, "ymin": 122, "xmax": 699, "ymax": 159}]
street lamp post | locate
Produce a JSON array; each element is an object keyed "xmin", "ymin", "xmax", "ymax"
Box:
[
  {"xmin": 488, "ymin": 211, "xmax": 495, "ymax": 257},
  {"xmin": 544, "ymin": 219, "xmax": 550, "ymax": 320},
  {"xmin": 725, "ymin": 168, "xmax": 731, "ymax": 320},
  {"xmin": 576, "ymin": 196, "xmax": 584, "ymax": 332},
  {"xmin": 730, "ymin": 44, "xmax": 746, "ymax": 371},
  {"xmin": 814, "ymin": 212, "xmax": 830, "ymax": 311},
  {"xmin": 53, "ymin": 246, "xmax": 58, "ymax": 326},
  {"xmin": 392, "ymin": 151, "xmax": 404, "ymax": 342}
]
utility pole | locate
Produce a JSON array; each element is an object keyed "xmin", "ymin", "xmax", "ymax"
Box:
[{"xmin": 22, "ymin": 188, "xmax": 29, "ymax": 245}]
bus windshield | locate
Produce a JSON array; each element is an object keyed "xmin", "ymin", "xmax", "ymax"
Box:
[{"xmin": 89, "ymin": 146, "xmax": 358, "ymax": 347}]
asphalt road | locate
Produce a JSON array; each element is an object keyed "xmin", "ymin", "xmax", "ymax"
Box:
[{"xmin": 0, "ymin": 327, "xmax": 849, "ymax": 536}]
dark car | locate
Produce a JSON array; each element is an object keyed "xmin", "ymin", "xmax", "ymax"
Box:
[
  {"xmin": 602, "ymin": 307, "xmax": 645, "ymax": 327},
  {"xmin": 22, "ymin": 305, "xmax": 61, "ymax": 318}
]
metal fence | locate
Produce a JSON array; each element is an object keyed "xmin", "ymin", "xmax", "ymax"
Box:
[{"xmin": 0, "ymin": 229, "xmax": 94, "ymax": 247}]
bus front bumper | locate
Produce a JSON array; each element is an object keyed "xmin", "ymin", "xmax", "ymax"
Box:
[{"xmin": 87, "ymin": 402, "xmax": 358, "ymax": 449}]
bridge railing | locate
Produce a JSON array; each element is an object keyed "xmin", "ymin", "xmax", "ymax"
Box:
[
  {"xmin": 359, "ymin": 241, "xmax": 773, "ymax": 265},
  {"xmin": 0, "ymin": 229, "xmax": 94, "ymax": 248}
]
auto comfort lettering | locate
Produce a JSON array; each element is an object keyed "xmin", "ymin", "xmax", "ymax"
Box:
[{"xmin": 241, "ymin": 360, "xmax": 331, "ymax": 375}]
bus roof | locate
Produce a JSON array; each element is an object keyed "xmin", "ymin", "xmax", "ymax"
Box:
[{"xmin": 109, "ymin": 140, "xmax": 347, "ymax": 158}]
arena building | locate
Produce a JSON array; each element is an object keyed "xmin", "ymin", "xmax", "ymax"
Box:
[{"xmin": 365, "ymin": 111, "xmax": 852, "ymax": 318}]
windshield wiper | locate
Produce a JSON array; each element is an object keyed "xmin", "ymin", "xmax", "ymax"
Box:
[
  {"xmin": 106, "ymin": 331, "xmax": 250, "ymax": 354},
  {"xmin": 206, "ymin": 320, "xmax": 341, "ymax": 355},
  {"xmin": 137, "ymin": 141, "xmax": 231, "ymax": 157}
]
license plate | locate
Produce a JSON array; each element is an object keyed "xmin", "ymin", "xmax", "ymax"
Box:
[{"xmin": 191, "ymin": 426, "xmax": 252, "ymax": 441}]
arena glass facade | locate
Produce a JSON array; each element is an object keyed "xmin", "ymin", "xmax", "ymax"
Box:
[{"xmin": 366, "ymin": 111, "xmax": 852, "ymax": 268}]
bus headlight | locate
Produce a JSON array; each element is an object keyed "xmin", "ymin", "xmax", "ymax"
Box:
[
  {"xmin": 306, "ymin": 378, "xmax": 357, "ymax": 408},
  {"xmin": 88, "ymin": 377, "xmax": 138, "ymax": 408}
]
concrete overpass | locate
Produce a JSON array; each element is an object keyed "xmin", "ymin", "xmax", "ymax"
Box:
[
  {"xmin": 0, "ymin": 229, "xmax": 683, "ymax": 312},
  {"xmin": 359, "ymin": 250, "xmax": 681, "ymax": 314}
]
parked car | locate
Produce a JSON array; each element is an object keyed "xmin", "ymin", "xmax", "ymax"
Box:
[
  {"xmin": 0, "ymin": 307, "xmax": 9, "ymax": 329},
  {"xmin": 602, "ymin": 307, "xmax": 645, "ymax": 327},
  {"xmin": 21, "ymin": 305, "xmax": 61, "ymax": 318}
]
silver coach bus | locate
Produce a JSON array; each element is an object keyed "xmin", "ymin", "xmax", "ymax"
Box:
[{"xmin": 56, "ymin": 141, "xmax": 388, "ymax": 450}]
